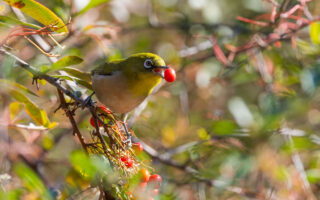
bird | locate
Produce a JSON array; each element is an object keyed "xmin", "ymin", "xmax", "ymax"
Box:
[{"xmin": 90, "ymin": 53, "xmax": 176, "ymax": 145}]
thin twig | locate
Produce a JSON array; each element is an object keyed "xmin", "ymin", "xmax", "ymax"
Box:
[{"xmin": 57, "ymin": 89, "xmax": 88, "ymax": 152}]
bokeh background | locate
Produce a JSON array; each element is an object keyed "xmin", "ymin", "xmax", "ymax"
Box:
[{"xmin": 1, "ymin": 0, "xmax": 320, "ymax": 199}]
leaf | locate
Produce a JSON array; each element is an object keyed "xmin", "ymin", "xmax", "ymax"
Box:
[
  {"xmin": 52, "ymin": 75, "xmax": 93, "ymax": 90},
  {"xmin": 9, "ymin": 89, "xmax": 55, "ymax": 127},
  {"xmin": 77, "ymin": 0, "xmax": 110, "ymax": 16},
  {"xmin": 0, "ymin": 15, "xmax": 40, "ymax": 28},
  {"xmin": 14, "ymin": 163, "xmax": 52, "ymax": 199},
  {"xmin": 310, "ymin": 22, "xmax": 320, "ymax": 44},
  {"xmin": 45, "ymin": 56, "xmax": 83, "ymax": 73},
  {"xmin": 9, "ymin": 102, "xmax": 24, "ymax": 121},
  {"xmin": 211, "ymin": 120, "xmax": 238, "ymax": 135},
  {"xmin": 0, "ymin": 79, "xmax": 38, "ymax": 96},
  {"xmin": 62, "ymin": 67, "xmax": 92, "ymax": 83},
  {"xmin": 3, "ymin": 0, "xmax": 68, "ymax": 34},
  {"xmin": 70, "ymin": 151, "xmax": 96, "ymax": 180}
]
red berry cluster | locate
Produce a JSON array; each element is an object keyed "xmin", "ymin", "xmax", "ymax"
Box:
[
  {"xmin": 119, "ymin": 143, "xmax": 143, "ymax": 168},
  {"xmin": 132, "ymin": 168, "xmax": 162, "ymax": 200}
]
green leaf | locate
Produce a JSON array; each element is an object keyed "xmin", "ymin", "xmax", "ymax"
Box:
[
  {"xmin": 62, "ymin": 67, "xmax": 92, "ymax": 83},
  {"xmin": 14, "ymin": 163, "xmax": 52, "ymax": 199},
  {"xmin": 0, "ymin": 16, "xmax": 40, "ymax": 28},
  {"xmin": 211, "ymin": 120, "xmax": 238, "ymax": 135},
  {"xmin": 0, "ymin": 79, "xmax": 38, "ymax": 96},
  {"xmin": 52, "ymin": 75, "xmax": 92, "ymax": 90},
  {"xmin": 77, "ymin": 0, "xmax": 110, "ymax": 16},
  {"xmin": 45, "ymin": 56, "xmax": 83, "ymax": 73},
  {"xmin": 0, "ymin": 189, "xmax": 23, "ymax": 200},
  {"xmin": 310, "ymin": 22, "xmax": 320, "ymax": 44},
  {"xmin": 307, "ymin": 169, "xmax": 320, "ymax": 183},
  {"xmin": 70, "ymin": 151, "xmax": 96, "ymax": 180},
  {"xmin": 3, "ymin": 0, "xmax": 68, "ymax": 34}
]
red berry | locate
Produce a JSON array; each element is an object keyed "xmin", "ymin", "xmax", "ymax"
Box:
[
  {"xmin": 148, "ymin": 174, "xmax": 162, "ymax": 189},
  {"xmin": 139, "ymin": 169, "xmax": 150, "ymax": 182},
  {"xmin": 125, "ymin": 158, "xmax": 134, "ymax": 168},
  {"xmin": 90, "ymin": 116, "xmax": 102, "ymax": 127},
  {"xmin": 132, "ymin": 143, "xmax": 143, "ymax": 154},
  {"xmin": 120, "ymin": 156, "xmax": 128, "ymax": 162},
  {"xmin": 164, "ymin": 67, "xmax": 176, "ymax": 82}
]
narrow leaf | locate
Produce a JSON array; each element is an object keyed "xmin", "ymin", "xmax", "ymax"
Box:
[
  {"xmin": 62, "ymin": 67, "xmax": 92, "ymax": 82},
  {"xmin": 3, "ymin": 0, "xmax": 68, "ymax": 34},
  {"xmin": 0, "ymin": 79, "xmax": 38, "ymax": 96},
  {"xmin": 52, "ymin": 75, "xmax": 93, "ymax": 90},
  {"xmin": 14, "ymin": 163, "xmax": 52, "ymax": 199},
  {"xmin": 310, "ymin": 22, "xmax": 320, "ymax": 44},
  {"xmin": 0, "ymin": 16, "xmax": 40, "ymax": 28},
  {"xmin": 46, "ymin": 56, "xmax": 83, "ymax": 73}
]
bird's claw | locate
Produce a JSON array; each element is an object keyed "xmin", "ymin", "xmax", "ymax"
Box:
[{"xmin": 82, "ymin": 92, "xmax": 95, "ymax": 108}]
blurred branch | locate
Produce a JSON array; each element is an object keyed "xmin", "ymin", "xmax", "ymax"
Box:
[
  {"xmin": 121, "ymin": 21, "xmax": 247, "ymax": 35},
  {"xmin": 138, "ymin": 139, "xmax": 259, "ymax": 198}
]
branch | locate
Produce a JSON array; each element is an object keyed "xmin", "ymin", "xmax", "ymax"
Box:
[{"xmin": 57, "ymin": 89, "xmax": 88, "ymax": 152}]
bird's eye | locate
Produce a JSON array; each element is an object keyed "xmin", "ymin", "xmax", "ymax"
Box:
[{"xmin": 144, "ymin": 59, "xmax": 153, "ymax": 69}]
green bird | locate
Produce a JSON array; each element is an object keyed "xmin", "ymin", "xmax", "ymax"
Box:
[{"xmin": 91, "ymin": 53, "xmax": 174, "ymax": 114}]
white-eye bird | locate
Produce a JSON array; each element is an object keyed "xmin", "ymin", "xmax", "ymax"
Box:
[{"xmin": 91, "ymin": 53, "xmax": 175, "ymax": 114}]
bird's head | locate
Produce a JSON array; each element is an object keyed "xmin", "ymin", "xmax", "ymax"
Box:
[{"xmin": 122, "ymin": 53, "xmax": 168, "ymax": 79}]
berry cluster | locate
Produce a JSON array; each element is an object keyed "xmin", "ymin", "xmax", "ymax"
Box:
[{"xmin": 128, "ymin": 169, "xmax": 162, "ymax": 200}]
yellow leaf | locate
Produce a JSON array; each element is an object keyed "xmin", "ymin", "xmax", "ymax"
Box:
[{"xmin": 3, "ymin": 0, "xmax": 68, "ymax": 34}]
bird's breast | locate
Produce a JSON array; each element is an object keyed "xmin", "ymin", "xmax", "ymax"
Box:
[{"xmin": 92, "ymin": 71, "xmax": 146, "ymax": 114}]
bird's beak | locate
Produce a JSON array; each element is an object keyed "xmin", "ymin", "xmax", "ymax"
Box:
[{"xmin": 152, "ymin": 66, "xmax": 168, "ymax": 78}]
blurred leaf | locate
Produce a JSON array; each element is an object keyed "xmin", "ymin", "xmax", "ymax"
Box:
[
  {"xmin": 9, "ymin": 102, "xmax": 24, "ymax": 121},
  {"xmin": 310, "ymin": 22, "xmax": 320, "ymax": 45},
  {"xmin": 44, "ymin": 56, "xmax": 83, "ymax": 73},
  {"xmin": 211, "ymin": 120, "xmax": 237, "ymax": 135},
  {"xmin": 0, "ymin": 15, "xmax": 40, "ymax": 28},
  {"xmin": 76, "ymin": 0, "xmax": 110, "ymax": 16},
  {"xmin": 0, "ymin": 79, "xmax": 38, "ymax": 96},
  {"xmin": 0, "ymin": 189, "xmax": 23, "ymax": 200},
  {"xmin": 61, "ymin": 67, "xmax": 91, "ymax": 83},
  {"xmin": 9, "ymin": 89, "xmax": 55, "ymax": 128},
  {"xmin": 283, "ymin": 137, "xmax": 316, "ymax": 152},
  {"xmin": 42, "ymin": 135, "xmax": 54, "ymax": 150},
  {"xmin": 307, "ymin": 169, "xmax": 320, "ymax": 183},
  {"xmin": 14, "ymin": 163, "xmax": 52, "ymax": 199},
  {"xmin": 52, "ymin": 75, "xmax": 92, "ymax": 90},
  {"xmin": 40, "ymin": 109, "xmax": 57, "ymax": 129},
  {"xmin": 197, "ymin": 128, "xmax": 210, "ymax": 140},
  {"xmin": 70, "ymin": 151, "xmax": 96, "ymax": 180},
  {"xmin": 3, "ymin": 0, "xmax": 68, "ymax": 34}
]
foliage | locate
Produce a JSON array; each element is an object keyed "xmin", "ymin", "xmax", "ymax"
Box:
[{"xmin": 1, "ymin": 0, "xmax": 320, "ymax": 199}]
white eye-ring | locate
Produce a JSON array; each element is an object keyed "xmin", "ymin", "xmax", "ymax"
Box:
[{"xmin": 144, "ymin": 59, "xmax": 153, "ymax": 69}]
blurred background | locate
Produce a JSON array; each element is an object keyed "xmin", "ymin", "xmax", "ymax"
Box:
[{"xmin": 1, "ymin": 0, "xmax": 320, "ymax": 199}]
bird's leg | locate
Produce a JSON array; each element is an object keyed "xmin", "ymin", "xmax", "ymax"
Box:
[
  {"xmin": 82, "ymin": 91, "xmax": 95, "ymax": 108},
  {"xmin": 121, "ymin": 113, "xmax": 132, "ymax": 148}
]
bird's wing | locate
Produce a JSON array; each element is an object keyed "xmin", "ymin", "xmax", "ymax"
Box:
[{"xmin": 91, "ymin": 60, "xmax": 122, "ymax": 76}]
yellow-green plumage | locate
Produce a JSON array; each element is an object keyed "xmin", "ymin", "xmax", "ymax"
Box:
[{"xmin": 91, "ymin": 53, "xmax": 166, "ymax": 114}]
